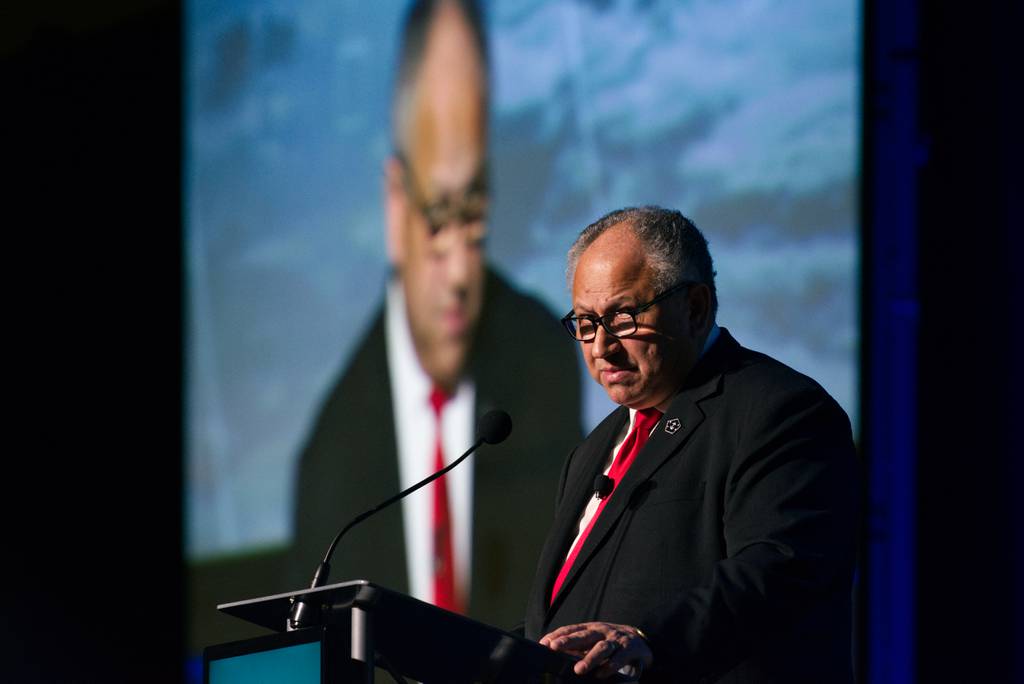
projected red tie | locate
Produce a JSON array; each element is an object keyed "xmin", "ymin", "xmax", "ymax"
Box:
[
  {"xmin": 429, "ymin": 386, "xmax": 461, "ymax": 613},
  {"xmin": 550, "ymin": 407, "xmax": 663, "ymax": 604}
]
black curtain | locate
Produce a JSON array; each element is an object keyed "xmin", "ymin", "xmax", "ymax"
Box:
[
  {"xmin": 5, "ymin": 3, "xmax": 183, "ymax": 682},
  {"xmin": 916, "ymin": 2, "xmax": 1023, "ymax": 682}
]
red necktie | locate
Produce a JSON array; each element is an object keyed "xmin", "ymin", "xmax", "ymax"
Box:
[
  {"xmin": 428, "ymin": 386, "xmax": 461, "ymax": 613},
  {"xmin": 550, "ymin": 407, "xmax": 663, "ymax": 604}
]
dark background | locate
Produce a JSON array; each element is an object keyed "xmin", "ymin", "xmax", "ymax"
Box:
[
  {"xmin": 911, "ymin": 2, "xmax": 1022, "ymax": 682},
  {"xmin": 5, "ymin": 1, "xmax": 1020, "ymax": 682}
]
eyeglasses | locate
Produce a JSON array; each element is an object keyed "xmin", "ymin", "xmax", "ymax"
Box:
[
  {"xmin": 561, "ymin": 280, "xmax": 697, "ymax": 341},
  {"xmin": 395, "ymin": 151, "xmax": 489, "ymax": 255}
]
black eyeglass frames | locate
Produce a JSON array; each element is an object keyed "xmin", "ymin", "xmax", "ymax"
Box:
[{"xmin": 560, "ymin": 280, "xmax": 697, "ymax": 341}]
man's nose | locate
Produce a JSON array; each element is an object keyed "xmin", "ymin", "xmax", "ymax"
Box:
[
  {"xmin": 439, "ymin": 227, "xmax": 474, "ymax": 288},
  {"xmin": 590, "ymin": 324, "xmax": 619, "ymax": 359}
]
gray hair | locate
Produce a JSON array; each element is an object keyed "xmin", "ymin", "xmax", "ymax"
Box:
[{"xmin": 566, "ymin": 206, "xmax": 718, "ymax": 319}]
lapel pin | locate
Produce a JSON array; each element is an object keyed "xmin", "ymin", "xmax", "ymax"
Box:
[{"xmin": 664, "ymin": 417, "xmax": 682, "ymax": 434}]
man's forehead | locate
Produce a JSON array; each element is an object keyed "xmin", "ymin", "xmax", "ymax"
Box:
[
  {"xmin": 402, "ymin": 3, "xmax": 487, "ymax": 197},
  {"xmin": 575, "ymin": 227, "xmax": 648, "ymax": 277},
  {"xmin": 405, "ymin": 92, "xmax": 485, "ymax": 199},
  {"xmin": 572, "ymin": 250, "xmax": 654, "ymax": 312}
]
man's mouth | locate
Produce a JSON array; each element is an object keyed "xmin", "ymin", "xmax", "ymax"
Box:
[
  {"xmin": 441, "ymin": 306, "xmax": 469, "ymax": 337},
  {"xmin": 600, "ymin": 366, "xmax": 636, "ymax": 384}
]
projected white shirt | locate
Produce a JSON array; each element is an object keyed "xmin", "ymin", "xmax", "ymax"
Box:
[{"xmin": 385, "ymin": 280, "xmax": 475, "ymax": 608}]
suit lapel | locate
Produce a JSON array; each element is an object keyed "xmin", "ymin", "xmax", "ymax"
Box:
[
  {"xmin": 530, "ymin": 409, "xmax": 628, "ymax": 619},
  {"xmin": 544, "ymin": 331, "xmax": 738, "ymax": 620},
  {"xmin": 553, "ymin": 408, "xmax": 629, "ymax": 558},
  {"xmin": 546, "ymin": 399, "xmax": 710, "ymax": 617}
]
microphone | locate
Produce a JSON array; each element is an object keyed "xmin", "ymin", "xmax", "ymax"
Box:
[
  {"xmin": 593, "ymin": 474, "xmax": 614, "ymax": 499},
  {"xmin": 287, "ymin": 409, "xmax": 513, "ymax": 630},
  {"xmin": 477, "ymin": 408, "xmax": 512, "ymax": 445}
]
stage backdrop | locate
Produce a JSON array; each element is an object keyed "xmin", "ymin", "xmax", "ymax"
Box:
[{"xmin": 184, "ymin": 0, "xmax": 860, "ymax": 658}]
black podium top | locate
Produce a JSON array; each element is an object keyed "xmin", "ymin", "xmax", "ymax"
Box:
[
  {"xmin": 217, "ymin": 580, "xmax": 627, "ymax": 683},
  {"xmin": 217, "ymin": 579, "xmax": 369, "ymax": 633}
]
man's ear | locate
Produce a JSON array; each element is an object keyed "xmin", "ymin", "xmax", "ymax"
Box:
[
  {"xmin": 384, "ymin": 156, "xmax": 406, "ymax": 266},
  {"xmin": 687, "ymin": 283, "xmax": 713, "ymax": 335}
]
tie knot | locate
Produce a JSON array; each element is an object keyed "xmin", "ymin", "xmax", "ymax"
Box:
[
  {"xmin": 429, "ymin": 386, "xmax": 450, "ymax": 418},
  {"xmin": 636, "ymin": 407, "xmax": 663, "ymax": 433}
]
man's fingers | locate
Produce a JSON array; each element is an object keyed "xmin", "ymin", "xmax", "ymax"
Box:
[
  {"xmin": 542, "ymin": 625, "xmax": 604, "ymax": 651},
  {"xmin": 541, "ymin": 621, "xmax": 652, "ymax": 678},
  {"xmin": 539, "ymin": 623, "xmax": 578, "ymax": 647},
  {"xmin": 572, "ymin": 638, "xmax": 623, "ymax": 675}
]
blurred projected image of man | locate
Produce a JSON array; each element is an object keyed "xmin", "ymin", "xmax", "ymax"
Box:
[{"xmin": 290, "ymin": 0, "xmax": 583, "ymax": 628}]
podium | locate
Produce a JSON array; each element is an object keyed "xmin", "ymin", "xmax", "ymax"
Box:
[{"xmin": 204, "ymin": 580, "xmax": 610, "ymax": 683}]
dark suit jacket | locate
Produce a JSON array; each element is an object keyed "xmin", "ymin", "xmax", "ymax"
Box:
[
  {"xmin": 290, "ymin": 267, "xmax": 583, "ymax": 629},
  {"xmin": 524, "ymin": 329, "xmax": 862, "ymax": 683}
]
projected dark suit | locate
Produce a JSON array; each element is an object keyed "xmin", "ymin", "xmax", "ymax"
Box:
[
  {"xmin": 291, "ymin": 267, "xmax": 582, "ymax": 628},
  {"xmin": 525, "ymin": 329, "xmax": 861, "ymax": 683}
]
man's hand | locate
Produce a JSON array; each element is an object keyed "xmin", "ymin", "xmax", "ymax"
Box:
[{"xmin": 540, "ymin": 622, "xmax": 653, "ymax": 679}]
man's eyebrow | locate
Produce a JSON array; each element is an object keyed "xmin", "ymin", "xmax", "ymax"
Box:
[
  {"xmin": 572, "ymin": 296, "xmax": 637, "ymax": 316},
  {"xmin": 427, "ymin": 165, "xmax": 489, "ymax": 199}
]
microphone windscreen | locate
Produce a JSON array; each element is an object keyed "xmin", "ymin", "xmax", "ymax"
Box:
[
  {"xmin": 593, "ymin": 474, "xmax": 614, "ymax": 499},
  {"xmin": 477, "ymin": 409, "xmax": 512, "ymax": 445}
]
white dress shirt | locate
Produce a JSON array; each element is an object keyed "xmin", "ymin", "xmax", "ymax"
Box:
[{"xmin": 385, "ymin": 281, "xmax": 475, "ymax": 607}]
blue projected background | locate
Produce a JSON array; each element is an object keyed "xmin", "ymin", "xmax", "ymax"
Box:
[{"xmin": 185, "ymin": 0, "xmax": 860, "ymax": 560}]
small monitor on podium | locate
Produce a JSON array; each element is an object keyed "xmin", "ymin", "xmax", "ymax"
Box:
[{"xmin": 205, "ymin": 628, "xmax": 322, "ymax": 684}]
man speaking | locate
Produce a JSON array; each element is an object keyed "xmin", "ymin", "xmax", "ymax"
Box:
[{"xmin": 526, "ymin": 206, "xmax": 862, "ymax": 683}]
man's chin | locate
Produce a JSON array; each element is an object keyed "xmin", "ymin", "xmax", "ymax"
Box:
[
  {"xmin": 423, "ymin": 343, "xmax": 471, "ymax": 389},
  {"xmin": 602, "ymin": 383, "xmax": 640, "ymax": 408}
]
